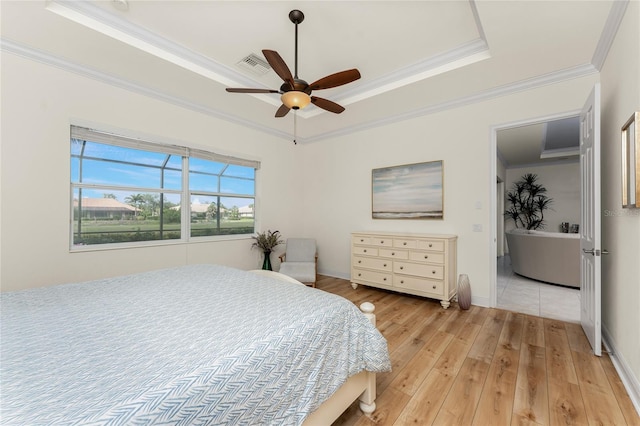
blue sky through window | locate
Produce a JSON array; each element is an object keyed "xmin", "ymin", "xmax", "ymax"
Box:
[{"xmin": 71, "ymin": 140, "xmax": 255, "ymax": 209}]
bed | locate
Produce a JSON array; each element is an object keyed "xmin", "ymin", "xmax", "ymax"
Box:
[{"xmin": 1, "ymin": 264, "xmax": 390, "ymax": 425}]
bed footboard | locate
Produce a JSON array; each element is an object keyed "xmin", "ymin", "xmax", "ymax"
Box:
[{"xmin": 303, "ymin": 302, "xmax": 379, "ymax": 425}]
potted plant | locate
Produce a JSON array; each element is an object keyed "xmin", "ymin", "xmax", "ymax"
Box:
[
  {"xmin": 504, "ymin": 173, "xmax": 553, "ymax": 230},
  {"xmin": 252, "ymin": 230, "xmax": 284, "ymax": 270}
]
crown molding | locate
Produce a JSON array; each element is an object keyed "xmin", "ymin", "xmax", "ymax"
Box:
[
  {"xmin": 1, "ymin": 38, "xmax": 599, "ymax": 145},
  {"xmin": 505, "ymin": 157, "xmax": 580, "ymax": 170},
  {"xmin": 0, "ymin": 39, "xmax": 291, "ymax": 142},
  {"xmin": 591, "ymin": 0, "xmax": 629, "ymax": 71},
  {"xmin": 332, "ymin": 39, "xmax": 491, "ymax": 105},
  {"xmin": 44, "ymin": 0, "xmax": 491, "ymax": 119},
  {"xmin": 303, "ymin": 63, "xmax": 598, "ymax": 143},
  {"xmin": 3, "ymin": 0, "xmax": 625, "ymax": 145},
  {"xmin": 45, "ymin": 0, "xmax": 264, "ymax": 90}
]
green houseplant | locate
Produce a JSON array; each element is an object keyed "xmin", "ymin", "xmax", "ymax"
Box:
[
  {"xmin": 505, "ymin": 173, "xmax": 553, "ymax": 230},
  {"xmin": 251, "ymin": 230, "xmax": 284, "ymax": 270}
]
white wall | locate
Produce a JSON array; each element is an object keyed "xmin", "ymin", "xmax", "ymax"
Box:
[
  {"xmin": 0, "ymin": 53, "xmax": 303, "ymax": 291},
  {"xmin": 505, "ymin": 162, "xmax": 580, "ymax": 234},
  {"xmin": 299, "ymin": 75, "xmax": 598, "ymax": 306},
  {"xmin": 599, "ymin": 0, "xmax": 640, "ymax": 408}
]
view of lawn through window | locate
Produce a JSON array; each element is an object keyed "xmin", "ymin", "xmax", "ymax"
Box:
[{"xmin": 70, "ymin": 126, "xmax": 257, "ymax": 248}]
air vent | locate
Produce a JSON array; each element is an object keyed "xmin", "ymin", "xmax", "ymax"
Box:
[{"xmin": 236, "ymin": 53, "xmax": 271, "ymax": 76}]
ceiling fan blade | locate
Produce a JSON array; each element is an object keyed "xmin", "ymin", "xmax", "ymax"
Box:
[
  {"xmin": 311, "ymin": 96, "xmax": 345, "ymax": 114},
  {"xmin": 309, "ymin": 69, "xmax": 361, "ymax": 91},
  {"xmin": 226, "ymin": 88, "xmax": 279, "ymax": 93},
  {"xmin": 275, "ymin": 104, "xmax": 290, "ymax": 118},
  {"xmin": 262, "ymin": 50, "xmax": 295, "ymax": 87}
]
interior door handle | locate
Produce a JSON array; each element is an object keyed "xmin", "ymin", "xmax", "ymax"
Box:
[{"xmin": 583, "ymin": 248, "xmax": 609, "ymax": 256}]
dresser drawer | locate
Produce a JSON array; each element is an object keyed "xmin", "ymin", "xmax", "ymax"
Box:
[
  {"xmin": 352, "ymin": 268, "xmax": 392, "ymax": 286},
  {"xmin": 352, "ymin": 235, "xmax": 372, "ymax": 245},
  {"xmin": 352, "ymin": 256, "xmax": 392, "ymax": 271},
  {"xmin": 409, "ymin": 251, "xmax": 445, "ymax": 264},
  {"xmin": 353, "ymin": 246, "xmax": 378, "ymax": 256},
  {"xmin": 417, "ymin": 240, "xmax": 445, "ymax": 252},
  {"xmin": 393, "ymin": 238, "xmax": 417, "ymax": 249},
  {"xmin": 394, "ymin": 261, "xmax": 444, "ymax": 279},
  {"xmin": 394, "ymin": 275, "xmax": 444, "ymax": 295},
  {"xmin": 379, "ymin": 248, "xmax": 409, "ymax": 260},
  {"xmin": 369, "ymin": 237, "xmax": 392, "ymax": 247}
]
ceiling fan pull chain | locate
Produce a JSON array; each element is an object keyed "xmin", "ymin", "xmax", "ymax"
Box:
[{"xmin": 293, "ymin": 110, "xmax": 298, "ymax": 145}]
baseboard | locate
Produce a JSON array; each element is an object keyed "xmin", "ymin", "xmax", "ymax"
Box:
[
  {"xmin": 470, "ymin": 295, "xmax": 491, "ymax": 308},
  {"xmin": 602, "ymin": 324, "xmax": 640, "ymax": 417},
  {"xmin": 318, "ymin": 269, "xmax": 350, "ymax": 281}
]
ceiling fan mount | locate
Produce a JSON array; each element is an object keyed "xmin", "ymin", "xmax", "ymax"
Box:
[
  {"xmin": 288, "ymin": 9, "xmax": 304, "ymax": 25},
  {"xmin": 226, "ymin": 9, "xmax": 361, "ymax": 117},
  {"xmin": 280, "ymin": 79, "xmax": 311, "ymax": 93}
]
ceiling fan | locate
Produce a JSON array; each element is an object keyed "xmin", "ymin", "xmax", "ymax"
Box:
[{"xmin": 226, "ymin": 9, "xmax": 361, "ymax": 118}]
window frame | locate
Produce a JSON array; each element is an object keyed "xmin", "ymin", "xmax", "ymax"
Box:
[{"xmin": 70, "ymin": 126, "xmax": 259, "ymax": 251}]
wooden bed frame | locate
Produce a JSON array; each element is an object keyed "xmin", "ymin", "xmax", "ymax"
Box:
[{"xmin": 250, "ymin": 270, "xmax": 379, "ymax": 424}]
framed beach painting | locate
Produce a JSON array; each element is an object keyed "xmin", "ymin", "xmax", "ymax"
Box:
[{"xmin": 372, "ymin": 160, "xmax": 443, "ymax": 219}]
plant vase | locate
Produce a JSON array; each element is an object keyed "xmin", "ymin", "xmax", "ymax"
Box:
[
  {"xmin": 457, "ymin": 274, "xmax": 471, "ymax": 310},
  {"xmin": 262, "ymin": 250, "xmax": 273, "ymax": 271}
]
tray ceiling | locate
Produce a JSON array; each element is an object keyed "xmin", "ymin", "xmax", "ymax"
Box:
[{"xmin": 1, "ymin": 0, "xmax": 623, "ymax": 152}]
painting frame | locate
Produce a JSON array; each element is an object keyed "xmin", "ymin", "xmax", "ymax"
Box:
[
  {"xmin": 621, "ymin": 112, "xmax": 640, "ymax": 208},
  {"xmin": 372, "ymin": 160, "xmax": 444, "ymax": 219}
]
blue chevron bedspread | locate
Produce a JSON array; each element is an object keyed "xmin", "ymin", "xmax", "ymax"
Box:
[{"xmin": 1, "ymin": 264, "xmax": 390, "ymax": 425}]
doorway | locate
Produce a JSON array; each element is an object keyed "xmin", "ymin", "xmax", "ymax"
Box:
[{"xmin": 490, "ymin": 111, "xmax": 582, "ymax": 322}]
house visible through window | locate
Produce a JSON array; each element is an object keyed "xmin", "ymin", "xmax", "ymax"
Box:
[{"xmin": 70, "ymin": 126, "xmax": 258, "ymax": 248}]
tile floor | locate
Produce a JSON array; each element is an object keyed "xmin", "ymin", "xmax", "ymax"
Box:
[{"xmin": 497, "ymin": 255, "xmax": 581, "ymax": 323}]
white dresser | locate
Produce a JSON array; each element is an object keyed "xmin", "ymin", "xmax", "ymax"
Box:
[{"xmin": 351, "ymin": 232, "xmax": 458, "ymax": 308}]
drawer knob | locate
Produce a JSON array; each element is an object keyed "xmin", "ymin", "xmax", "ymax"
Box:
[
  {"xmin": 358, "ymin": 260, "xmax": 361, "ymax": 264},
  {"xmin": 392, "ymin": 252, "xmax": 395, "ymax": 256},
  {"xmin": 424, "ymin": 255, "xmax": 429, "ymax": 259},
  {"xmin": 432, "ymin": 270, "xmax": 436, "ymax": 274},
  {"xmin": 381, "ymin": 240, "xmax": 384, "ymax": 244},
  {"xmin": 364, "ymin": 249, "xmax": 367, "ymax": 253},
  {"xmin": 383, "ymin": 264, "xmax": 387, "ymax": 267},
  {"xmin": 403, "ymin": 242, "xmax": 407, "ymax": 246},
  {"xmin": 432, "ymin": 285, "xmax": 437, "ymax": 289},
  {"xmin": 383, "ymin": 277, "xmax": 387, "ymax": 281},
  {"xmin": 429, "ymin": 244, "xmax": 433, "ymax": 247},
  {"xmin": 400, "ymin": 266, "xmax": 404, "ymax": 270},
  {"xmin": 400, "ymin": 280, "xmax": 404, "ymax": 284},
  {"xmin": 358, "ymin": 273, "xmax": 362, "ymax": 277},
  {"xmin": 360, "ymin": 239, "xmax": 364, "ymax": 242}
]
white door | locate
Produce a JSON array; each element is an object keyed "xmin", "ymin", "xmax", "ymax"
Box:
[{"xmin": 580, "ymin": 84, "xmax": 602, "ymax": 356}]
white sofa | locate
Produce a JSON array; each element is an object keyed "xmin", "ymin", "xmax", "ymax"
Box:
[{"xmin": 505, "ymin": 229, "xmax": 580, "ymax": 288}]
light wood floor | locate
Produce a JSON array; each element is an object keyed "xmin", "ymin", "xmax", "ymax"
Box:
[{"xmin": 314, "ymin": 276, "xmax": 640, "ymax": 426}]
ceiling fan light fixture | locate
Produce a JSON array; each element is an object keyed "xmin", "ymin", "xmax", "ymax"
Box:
[{"xmin": 281, "ymin": 91, "xmax": 311, "ymax": 110}]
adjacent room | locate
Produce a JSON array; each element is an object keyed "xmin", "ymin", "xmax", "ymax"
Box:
[
  {"xmin": 1, "ymin": 1, "xmax": 639, "ymax": 424},
  {"xmin": 496, "ymin": 116, "xmax": 582, "ymax": 322}
]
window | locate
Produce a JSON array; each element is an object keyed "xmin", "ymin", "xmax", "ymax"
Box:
[{"xmin": 70, "ymin": 126, "xmax": 258, "ymax": 248}]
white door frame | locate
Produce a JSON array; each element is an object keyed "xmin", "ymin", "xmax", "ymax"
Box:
[{"xmin": 489, "ymin": 110, "xmax": 581, "ymax": 307}]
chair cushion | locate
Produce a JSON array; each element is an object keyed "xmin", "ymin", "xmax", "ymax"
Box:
[
  {"xmin": 278, "ymin": 262, "xmax": 316, "ymax": 283},
  {"xmin": 284, "ymin": 238, "xmax": 316, "ymax": 262}
]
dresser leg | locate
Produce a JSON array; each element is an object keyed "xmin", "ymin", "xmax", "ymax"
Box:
[
  {"xmin": 351, "ymin": 282, "xmax": 359, "ymax": 289},
  {"xmin": 440, "ymin": 300, "xmax": 451, "ymax": 309}
]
